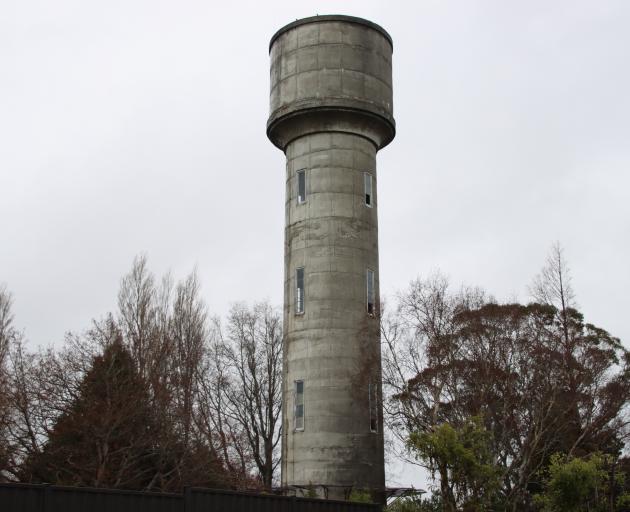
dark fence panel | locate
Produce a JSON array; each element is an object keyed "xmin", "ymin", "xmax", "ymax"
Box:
[
  {"xmin": 187, "ymin": 488, "xmax": 298, "ymax": 512},
  {"xmin": 185, "ymin": 488, "xmax": 381, "ymax": 512},
  {"xmin": 50, "ymin": 486, "xmax": 181, "ymax": 512},
  {"xmin": 0, "ymin": 483, "xmax": 44, "ymax": 512},
  {"xmin": 0, "ymin": 483, "xmax": 382, "ymax": 512},
  {"xmin": 297, "ymin": 497, "xmax": 380, "ymax": 512},
  {"xmin": 0, "ymin": 484, "xmax": 181, "ymax": 512}
]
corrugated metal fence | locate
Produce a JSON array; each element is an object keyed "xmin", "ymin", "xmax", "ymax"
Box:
[{"xmin": 0, "ymin": 483, "xmax": 382, "ymax": 512}]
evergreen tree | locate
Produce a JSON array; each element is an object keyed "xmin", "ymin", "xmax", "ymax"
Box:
[{"xmin": 21, "ymin": 338, "xmax": 159, "ymax": 488}]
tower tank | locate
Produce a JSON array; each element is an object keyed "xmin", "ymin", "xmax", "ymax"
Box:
[{"xmin": 267, "ymin": 15, "xmax": 395, "ymax": 501}]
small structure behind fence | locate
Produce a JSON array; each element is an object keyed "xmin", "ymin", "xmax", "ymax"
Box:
[{"xmin": 0, "ymin": 483, "xmax": 382, "ymax": 512}]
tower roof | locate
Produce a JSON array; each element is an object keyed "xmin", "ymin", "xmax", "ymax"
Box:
[{"xmin": 269, "ymin": 14, "xmax": 393, "ymax": 52}]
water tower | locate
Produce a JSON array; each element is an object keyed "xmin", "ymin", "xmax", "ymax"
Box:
[{"xmin": 267, "ymin": 15, "xmax": 395, "ymax": 501}]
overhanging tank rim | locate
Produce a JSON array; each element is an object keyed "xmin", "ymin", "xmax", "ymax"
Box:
[{"xmin": 269, "ymin": 15, "xmax": 393, "ymax": 53}]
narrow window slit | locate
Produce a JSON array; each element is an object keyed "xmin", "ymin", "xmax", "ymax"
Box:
[
  {"xmin": 297, "ymin": 170, "xmax": 306, "ymax": 204},
  {"xmin": 367, "ymin": 269, "xmax": 375, "ymax": 315},
  {"xmin": 296, "ymin": 267, "xmax": 305, "ymax": 314},
  {"xmin": 295, "ymin": 380, "xmax": 304, "ymax": 431},
  {"xmin": 364, "ymin": 172, "xmax": 373, "ymax": 207}
]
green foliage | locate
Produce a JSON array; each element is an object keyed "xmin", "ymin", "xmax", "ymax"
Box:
[
  {"xmin": 536, "ymin": 453, "xmax": 630, "ymax": 512},
  {"xmin": 408, "ymin": 417, "xmax": 502, "ymax": 510},
  {"xmin": 387, "ymin": 494, "xmax": 442, "ymax": 512},
  {"xmin": 536, "ymin": 454, "xmax": 605, "ymax": 511},
  {"xmin": 348, "ymin": 488, "xmax": 373, "ymax": 503},
  {"xmin": 303, "ymin": 485, "xmax": 318, "ymax": 499}
]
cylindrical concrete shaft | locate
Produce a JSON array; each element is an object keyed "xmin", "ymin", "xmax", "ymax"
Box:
[{"xmin": 267, "ymin": 15, "xmax": 395, "ymax": 501}]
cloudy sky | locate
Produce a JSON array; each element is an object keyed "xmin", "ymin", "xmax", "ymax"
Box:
[{"xmin": 2, "ymin": 0, "xmax": 629, "ymax": 489}]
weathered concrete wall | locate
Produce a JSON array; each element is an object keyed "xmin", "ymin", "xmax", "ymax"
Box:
[
  {"xmin": 267, "ymin": 15, "xmax": 395, "ymax": 501},
  {"xmin": 267, "ymin": 15, "xmax": 395, "ymax": 152}
]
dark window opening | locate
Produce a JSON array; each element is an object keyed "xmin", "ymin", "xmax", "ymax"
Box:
[
  {"xmin": 364, "ymin": 172, "xmax": 373, "ymax": 207},
  {"xmin": 295, "ymin": 380, "xmax": 304, "ymax": 431},
  {"xmin": 297, "ymin": 170, "xmax": 306, "ymax": 204}
]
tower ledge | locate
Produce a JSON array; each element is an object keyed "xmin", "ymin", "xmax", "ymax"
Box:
[{"xmin": 267, "ymin": 103, "xmax": 396, "ymax": 152}]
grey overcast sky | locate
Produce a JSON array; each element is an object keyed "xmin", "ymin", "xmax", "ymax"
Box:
[{"xmin": 1, "ymin": 0, "xmax": 629, "ymax": 490}]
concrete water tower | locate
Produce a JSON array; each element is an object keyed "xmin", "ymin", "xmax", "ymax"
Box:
[{"xmin": 266, "ymin": 15, "xmax": 395, "ymax": 501}]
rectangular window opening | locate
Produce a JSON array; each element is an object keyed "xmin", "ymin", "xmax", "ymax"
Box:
[
  {"xmin": 296, "ymin": 267, "xmax": 305, "ymax": 314},
  {"xmin": 295, "ymin": 380, "xmax": 304, "ymax": 431},
  {"xmin": 367, "ymin": 269, "xmax": 375, "ymax": 315},
  {"xmin": 297, "ymin": 170, "xmax": 306, "ymax": 204},
  {"xmin": 364, "ymin": 172, "xmax": 373, "ymax": 207},
  {"xmin": 369, "ymin": 382, "xmax": 378, "ymax": 432}
]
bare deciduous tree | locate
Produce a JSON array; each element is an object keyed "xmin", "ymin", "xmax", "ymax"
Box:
[
  {"xmin": 117, "ymin": 254, "xmax": 159, "ymax": 380},
  {"xmin": 197, "ymin": 337, "xmax": 253, "ymax": 483},
  {"xmin": 0, "ymin": 284, "xmax": 15, "ymax": 480},
  {"xmin": 381, "ymin": 273, "xmax": 486, "ymax": 451},
  {"xmin": 0, "ymin": 284, "xmax": 13, "ymax": 352},
  {"xmin": 210, "ymin": 302, "xmax": 283, "ymax": 489},
  {"xmin": 116, "ymin": 257, "xmax": 230, "ymax": 490},
  {"xmin": 530, "ymin": 242, "xmax": 576, "ymax": 342}
]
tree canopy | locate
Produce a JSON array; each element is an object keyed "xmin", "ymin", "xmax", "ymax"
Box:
[
  {"xmin": 20, "ymin": 338, "xmax": 161, "ymax": 487},
  {"xmin": 383, "ymin": 252, "xmax": 630, "ymax": 511},
  {"xmin": 0, "ymin": 257, "xmax": 280, "ymax": 491}
]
